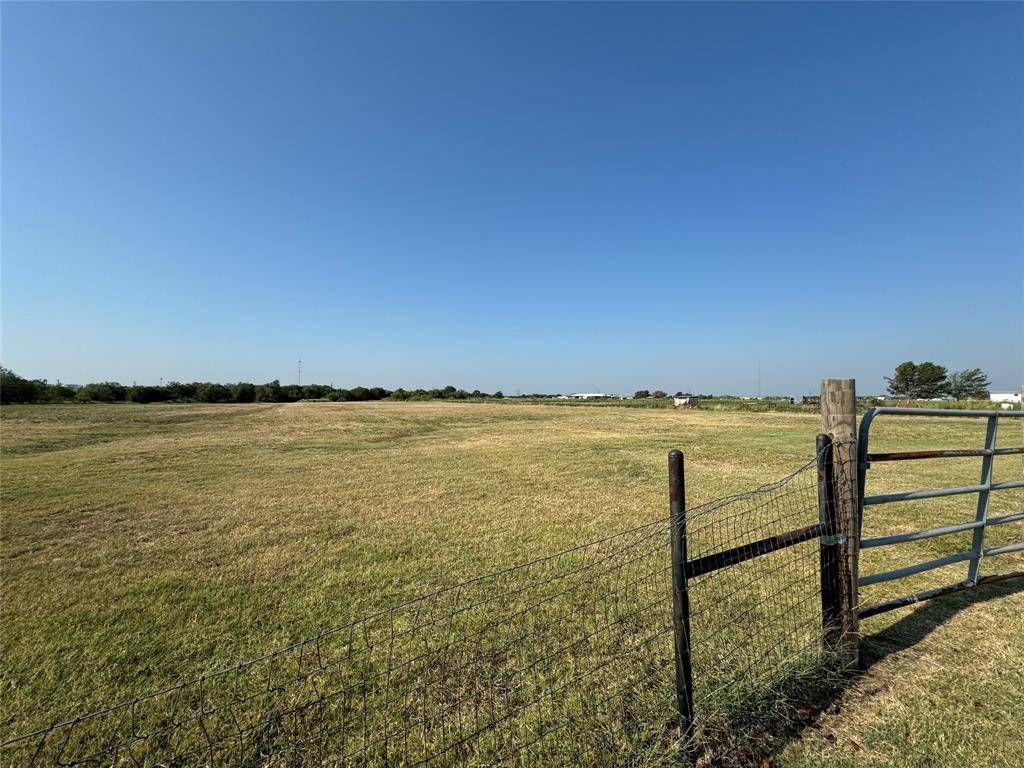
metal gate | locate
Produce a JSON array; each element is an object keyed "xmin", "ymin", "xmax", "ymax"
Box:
[{"xmin": 856, "ymin": 407, "xmax": 1024, "ymax": 619}]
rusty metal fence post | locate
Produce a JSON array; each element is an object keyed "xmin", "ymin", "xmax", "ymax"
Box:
[
  {"xmin": 816, "ymin": 433, "xmax": 843, "ymax": 660},
  {"xmin": 668, "ymin": 449, "xmax": 695, "ymax": 758}
]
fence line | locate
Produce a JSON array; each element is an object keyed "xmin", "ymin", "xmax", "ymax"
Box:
[{"xmin": 2, "ymin": 446, "xmax": 844, "ymax": 767}]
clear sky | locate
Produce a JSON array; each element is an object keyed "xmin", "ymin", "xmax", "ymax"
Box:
[{"xmin": 2, "ymin": 2, "xmax": 1021, "ymax": 395}]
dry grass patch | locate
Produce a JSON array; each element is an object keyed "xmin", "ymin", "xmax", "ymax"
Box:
[{"xmin": 1, "ymin": 402, "xmax": 1021, "ymax": 765}]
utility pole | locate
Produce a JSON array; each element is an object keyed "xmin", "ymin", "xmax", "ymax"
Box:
[{"xmin": 297, "ymin": 357, "xmax": 302, "ymax": 387}]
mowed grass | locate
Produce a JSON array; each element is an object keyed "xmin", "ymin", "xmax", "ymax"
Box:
[{"xmin": 1, "ymin": 402, "xmax": 1022, "ymax": 766}]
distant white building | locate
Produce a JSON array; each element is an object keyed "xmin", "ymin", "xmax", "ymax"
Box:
[
  {"xmin": 990, "ymin": 392, "xmax": 1021, "ymax": 405},
  {"xmin": 673, "ymin": 396, "xmax": 700, "ymax": 408},
  {"xmin": 567, "ymin": 393, "xmax": 607, "ymax": 400}
]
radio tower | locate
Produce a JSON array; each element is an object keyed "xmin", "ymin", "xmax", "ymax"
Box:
[{"xmin": 297, "ymin": 357, "xmax": 302, "ymax": 387}]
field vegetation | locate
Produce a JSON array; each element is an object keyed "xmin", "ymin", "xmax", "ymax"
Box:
[{"xmin": 1, "ymin": 402, "xmax": 1021, "ymax": 766}]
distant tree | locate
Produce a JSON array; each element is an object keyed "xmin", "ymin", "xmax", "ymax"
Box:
[
  {"xmin": 493, "ymin": 390, "xmax": 504, "ymax": 399},
  {"xmin": 278, "ymin": 384, "xmax": 303, "ymax": 402},
  {"xmin": 634, "ymin": 390, "xmax": 651, "ymax": 400},
  {"xmin": 165, "ymin": 381, "xmax": 196, "ymax": 401},
  {"xmin": 389, "ymin": 388, "xmax": 410, "ymax": 401},
  {"xmin": 885, "ymin": 361, "xmax": 948, "ymax": 400},
  {"xmin": 232, "ymin": 382, "xmax": 256, "ymax": 403},
  {"xmin": 674, "ymin": 391, "xmax": 684, "ymax": 397},
  {"xmin": 302, "ymin": 384, "xmax": 332, "ymax": 400},
  {"xmin": 195, "ymin": 383, "xmax": 231, "ymax": 403},
  {"xmin": 348, "ymin": 386, "xmax": 371, "ymax": 401},
  {"xmin": 651, "ymin": 390, "xmax": 668, "ymax": 399},
  {"xmin": 946, "ymin": 368, "xmax": 991, "ymax": 400},
  {"xmin": 127, "ymin": 386, "xmax": 170, "ymax": 404},
  {"xmin": 255, "ymin": 380, "xmax": 283, "ymax": 403},
  {"xmin": 0, "ymin": 367, "xmax": 47, "ymax": 403},
  {"xmin": 75, "ymin": 382, "xmax": 127, "ymax": 402},
  {"xmin": 43, "ymin": 382, "xmax": 76, "ymax": 402}
]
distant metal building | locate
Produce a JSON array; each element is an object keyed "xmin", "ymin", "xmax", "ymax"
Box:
[
  {"xmin": 990, "ymin": 392, "xmax": 1021, "ymax": 404},
  {"xmin": 673, "ymin": 396, "xmax": 699, "ymax": 408}
]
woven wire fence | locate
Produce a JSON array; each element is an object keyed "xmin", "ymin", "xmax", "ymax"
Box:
[
  {"xmin": 2, "ymin": 448, "xmax": 845, "ymax": 767},
  {"xmin": 681, "ymin": 445, "xmax": 851, "ymax": 757}
]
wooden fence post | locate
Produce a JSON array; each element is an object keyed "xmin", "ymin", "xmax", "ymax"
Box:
[
  {"xmin": 820, "ymin": 378, "xmax": 860, "ymax": 670},
  {"xmin": 668, "ymin": 449, "xmax": 695, "ymax": 758}
]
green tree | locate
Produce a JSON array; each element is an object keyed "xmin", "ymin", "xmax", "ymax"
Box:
[
  {"xmin": 231, "ymin": 382, "xmax": 256, "ymax": 403},
  {"xmin": 75, "ymin": 382, "xmax": 127, "ymax": 402},
  {"xmin": 163, "ymin": 381, "xmax": 194, "ymax": 401},
  {"xmin": 127, "ymin": 386, "xmax": 170, "ymax": 404},
  {"xmin": 349, "ymin": 386, "xmax": 371, "ymax": 401},
  {"xmin": 946, "ymin": 368, "xmax": 991, "ymax": 400},
  {"xmin": 493, "ymin": 390, "xmax": 503, "ymax": 399},
  {"xmin": 634, "ymin": 390, "xmax": 650, "ymax": 400},
  {"xmin": 302, "ymin": 384, "xmax": 332, "ymax": 400},
  {"xmin": 195, "ymin": 383, "xmax": 231, "ymax": 403},
  {"xmin": 885, "ymin": 361, "xmax": 948, "ymax": 399},
  {"xmin": 0, "ymin": 367, "xmax": 46, "ymax": 403},
  {"xmin": 43, "ymin": 382, "xmax": 76, "ymax": 402},
  {"xmin": 651, "ymin": 390, "xmax": 668, "ymax": 399},
  {"xmin": 255, "ymin": 380, "xmax": 283, "ymax": 402}
]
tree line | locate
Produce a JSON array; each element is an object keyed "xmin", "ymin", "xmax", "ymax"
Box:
[
  {"xmin": 0, "ymin": 367, "xmax": 505, "ymax": 405},
  {"xmin": 885, "ymin": 362, "xmax": 991, "ymax": 400}
]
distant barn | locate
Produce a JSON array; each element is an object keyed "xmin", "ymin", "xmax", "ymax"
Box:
[{"xmin": 673, "ymin": 396, "xmax": 699, "ymax": 408}]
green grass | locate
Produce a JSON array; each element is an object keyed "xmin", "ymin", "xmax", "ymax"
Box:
[{"xmin": 1, "ymin": 402, "xmax": 1021, "ymax": 766}]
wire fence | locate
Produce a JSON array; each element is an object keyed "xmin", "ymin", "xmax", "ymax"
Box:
[
  {"xmin": 1, "ymin": 447, "xmax": 845, "ymax": 767},
  {"xmin": 681, "ymin": 444, "xmax": 851, "ymax": 759}
]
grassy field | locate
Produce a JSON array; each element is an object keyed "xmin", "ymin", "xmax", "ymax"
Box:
[{"xmin": 1, "ymin": 402, "xmax": 1022, "ymax": 766}]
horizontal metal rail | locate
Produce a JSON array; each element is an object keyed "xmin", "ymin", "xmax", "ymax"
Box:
[
  {"xmin": 983, "ymin": 542, "xmax": 1024, "ymax": 558},
  {"xmin": 858, "ymin": 571, "xmax": 1024, "ymax": 619},
  {"xmin": 861, "ymin": 520, "xmax": 982, "ymax": 549},
  {"xmin": 863, "ymin": 479, "xmax": 1024, "ymax": 506},
  {"xmin": 860, "ymin": 407, "xmax": 1023, "ymax": 419},
  {"xmin": 861, "ymin": 510, "xmax": 1024, "ymax": 550},
  {"xmin": 867, "ymin": 446, "xmax": 1024, "ymax": 462},
  {"xmin": 859, "ymin": 550, "xmax": 975, "ymax": 587},
  {"xmin": 988, "ymin": 511, "xmax": 1024, "ymax": 526},
  {"xmin": 685, "ymin": 523, "xmax": 822, "ymax": 580},
  {"xmin": 859, "ymin": 540, "xmax": 1024, "ymax": 587}
]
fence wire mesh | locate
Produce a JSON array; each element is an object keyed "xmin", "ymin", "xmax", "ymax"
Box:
[
  {"xmin": 680, "ymin": 444, "xmax": 851, "ymax": 758},
  {"xmin": 1, "ymin": 446, "xmax": 847, "ymax": 768}
]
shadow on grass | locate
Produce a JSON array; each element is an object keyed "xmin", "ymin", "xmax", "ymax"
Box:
[
  {"xmin": 740, "ymin": 578, "xmax": 1024, "ymax": 768},
  {"xmin": 858, "ymin": 577, "xmax": 1024, "ymax": 669}
]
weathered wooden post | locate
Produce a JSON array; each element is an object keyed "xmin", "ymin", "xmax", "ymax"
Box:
[
  {"xmin": 668, "ymin": 449, "xmax": 695, "ymax": 757},
  {"xmin": 820, "ymin": 378, "xmax": 860, "ymax": 670}
]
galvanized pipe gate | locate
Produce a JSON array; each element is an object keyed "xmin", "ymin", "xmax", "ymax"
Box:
[
  {"xmin": 668, "ymin": 380, "xmax": 1024, "ymax": 758},
  {"xmin": 856, "ymin": 406, "xmax": 1024, "ymax": 618}
]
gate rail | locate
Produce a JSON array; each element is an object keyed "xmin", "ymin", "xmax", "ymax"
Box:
[{"xmin": 856, "ymin": 407, "xmax": 1024, "ymax": 619}]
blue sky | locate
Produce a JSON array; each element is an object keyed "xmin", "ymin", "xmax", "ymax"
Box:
[{"xmin": 2, "ymin": 3, "xmax": 1021, "ymax": 395}]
